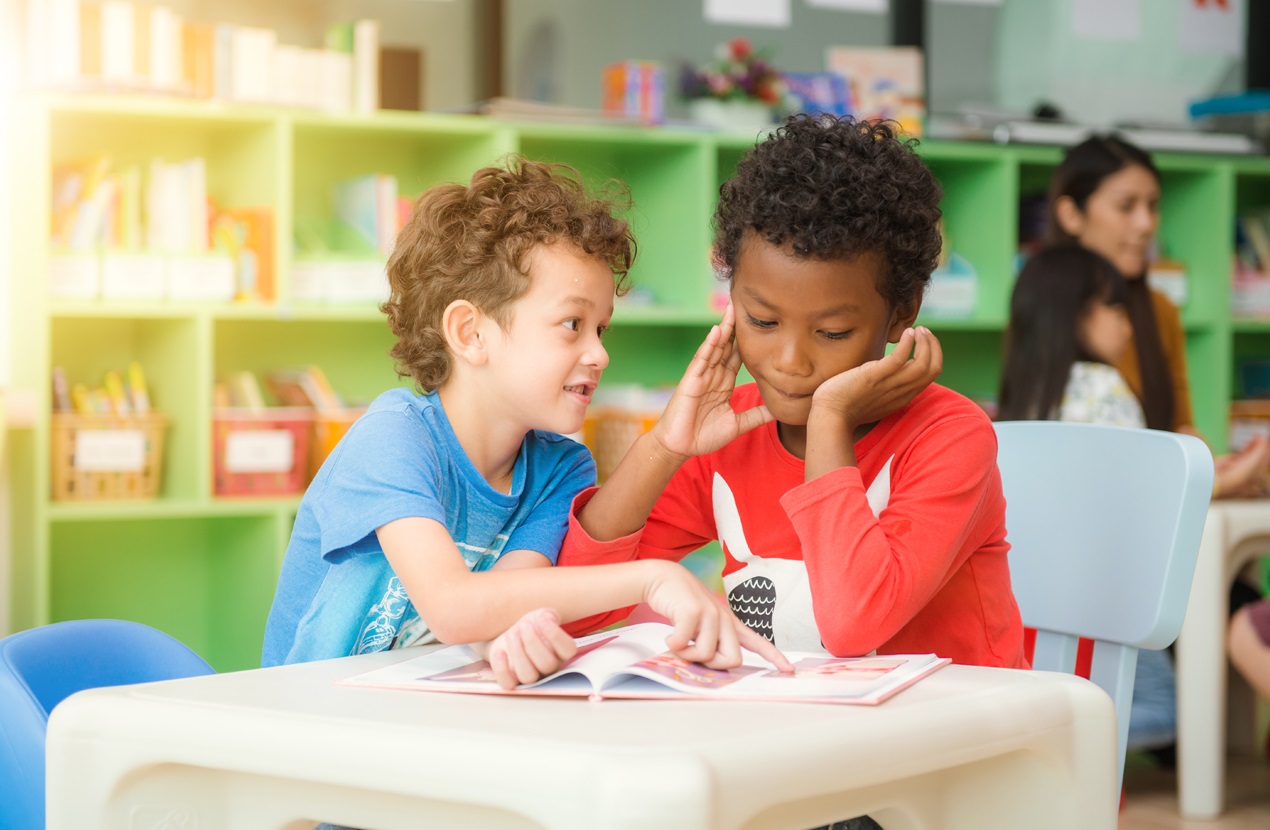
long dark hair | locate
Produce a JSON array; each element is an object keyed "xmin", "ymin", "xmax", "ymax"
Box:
[
  {"xmin": 998, "ymin": 244, "xmax": 1129, "ymax": 421},
  {"xmin": 1045, "ymin": 134, "xmax": 1174, "ymax": 430}
]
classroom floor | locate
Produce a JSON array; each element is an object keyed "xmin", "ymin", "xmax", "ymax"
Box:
[{"xmin": 1120, "ymin": 752, "xmax": 1270, "ymax": 829}]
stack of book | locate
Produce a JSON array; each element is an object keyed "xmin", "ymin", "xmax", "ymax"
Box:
[
  {"xmin": 23, "ymin": 1, "xmax": 384, "ymax": 113},
  {"xmin": 48, "ymin": 153, "xmax": 272, "ymax": 303}
]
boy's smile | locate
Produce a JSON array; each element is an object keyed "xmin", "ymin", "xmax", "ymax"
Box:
[{"xmin": 729, "ymin": 235, "xmax": 908, "ymax": 453}]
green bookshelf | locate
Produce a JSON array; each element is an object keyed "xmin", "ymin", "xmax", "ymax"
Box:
[{"xmin": 5, "ymin": 93, "xmax": 1262, "ymax": 669}]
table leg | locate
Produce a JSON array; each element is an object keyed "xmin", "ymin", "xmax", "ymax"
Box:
[{"xmin": 1176, "ymin": 509, "xmax": 1228, "ymax": 819}]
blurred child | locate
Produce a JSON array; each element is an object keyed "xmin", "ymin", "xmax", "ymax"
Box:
[
  {"xmin": 555, "ymin": 116, "xmax": 1028, "ymax": 671},
  {"xmin": 1047, "ymin": 134, "xmax": 1270, "ymax": 495},
  {"xmin": 997, "ymin": 244, "xmax": 1138, "ymax": 426},
  {"xmin": 998, "ymin": 243, "xmax": 1179, "ymax": 754},
  {"xmin": 262, "ymin": 157, "xmax": 788, "ymax": 688},
  {"xmin": 1228, "ymin": 597, "xmax": 1270, "ymax": 708}
]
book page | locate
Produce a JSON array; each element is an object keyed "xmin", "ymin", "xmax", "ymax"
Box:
[
  {"xmin": 339, "ymin": 622, "xmax": 678, "ymax": 696},
  {"xmin": 340, "ymin": 623, "xmax": 948, "ymax": 705},
  {"xmin": 605, "ymin": 651, "xmax": 946, "ymax": 704}
]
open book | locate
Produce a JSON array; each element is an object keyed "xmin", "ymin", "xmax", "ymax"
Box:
[{"xmin": 339, "ymin": 622, "xmax": 950, "ymax": 705}]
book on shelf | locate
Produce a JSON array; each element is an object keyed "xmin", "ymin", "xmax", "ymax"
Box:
[
  {"xmin": 51, "ymin": 155, "xmax": 113, "ymax": 251},
  {"xmin": 24, "ymin": 0, "xmax": 81, "ymax": 88},
  {"xmin": 54, "ymin": 363, "xmax": 152, "ymax": 415},
  {"xmin": 145, "ymin": 157, "xmax": 208, "ymax": 254},
  {"xmin": 824, "ymin": 46, "xmax": 925, "ymax": 138},
  {"xmin": 602, "ymin": 60, "xmax": 665, "ymax": 124},
  {"xmin": 332, "ymin": 174, "xmax": 398, "ymax": 258},
  {"xmin": 224, "ymin": 370, "xmax": 267, "ymax": 412},
  {"xmin": 211, "ymin": 205, "xmax": 275, "ymax": 303},
  {"xmin": 781, "ymin": 71, "xmax": 853, "ymax": 119},
  {"xmin": 325, "ymin": 18, "xmax": 379, "ymax": 114},
  {"xmin": 265, "ymin": 366, "xmax": 344, "ymax": 412},
  {"xmin": 339, "ymin": 622, "xmax": 950, "ymax": 705},
  {"xmin": 22, "ymin": 0, "xmax": 376, "ymax": 112},
  {"xmin": 229, "ymin": 24, "xmax": 277, "ymax": 104}
]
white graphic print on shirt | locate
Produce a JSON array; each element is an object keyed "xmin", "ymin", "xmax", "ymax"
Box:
[{"xmin": 715, "ymin": 457, "xmax": 894, "ymax": 653}]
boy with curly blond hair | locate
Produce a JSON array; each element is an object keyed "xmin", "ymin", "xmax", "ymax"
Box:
[{"xmin": 263, "ymin": 157, "xmax": 787, "ymax": 686}]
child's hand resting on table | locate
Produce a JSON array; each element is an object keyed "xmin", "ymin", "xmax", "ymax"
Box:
[
  {"xmin": 482, "ymin": 560, "xmax": 793, "ymax": 689},
  {"xmin": 478, "ymin": 608, "xmax": 578, "ymax": 690}
]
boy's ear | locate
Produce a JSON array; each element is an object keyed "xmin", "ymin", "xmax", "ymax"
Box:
[
  {"xmin": 886, "ymin": 299, "xmax": 921, "ymax": 342},
  {"xmin": 441, "ymin": 300, "xmax": 489, "ymax": 366},
  {"xmin": 1054, "ymin": 195, "xmax": 1085, "ymax": 238}
]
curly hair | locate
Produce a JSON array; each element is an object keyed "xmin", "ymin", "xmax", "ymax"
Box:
[
  {"xmin": 713, "ymin": 116, "xmax": 943, "ymax": 310},
  {"xmin": 382, "ymin": 156, "xmax": 636, "ymax": 392}
]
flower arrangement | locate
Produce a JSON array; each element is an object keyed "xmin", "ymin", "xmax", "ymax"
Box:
[{"xmin": 679, "ymin": 37, "xmax": 785, "ymax": 106}]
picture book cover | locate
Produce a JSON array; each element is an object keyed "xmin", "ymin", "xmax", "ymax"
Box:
[
  {"xmin": 339, "ymin": 622, "xmax": 949, "ymax": 705},
  {"xmin": 824, "ymin": 46, "xmax": 925, "ymax": 137}
]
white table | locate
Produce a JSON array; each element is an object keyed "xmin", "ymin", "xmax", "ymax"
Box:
[
  {"xmin": 1175, "ymin": 499, "xmax": 1270, "ymax": 818},
  {"xmin": 46, "ymin": 651, "xmax": 1118, "ymax": 830}
]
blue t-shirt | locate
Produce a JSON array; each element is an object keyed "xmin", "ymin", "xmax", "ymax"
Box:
[{"xmin": 261, "ymin": 388, "xmax": 595, "ymax": 667}]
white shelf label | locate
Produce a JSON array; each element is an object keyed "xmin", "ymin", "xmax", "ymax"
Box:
[
  {"xmin": 75, "ymin": 430, "xmax": 146, "ymax": 472},
  {"xmin": 225, "ymin": 430, "xmax": 295, "ymax": 473}
]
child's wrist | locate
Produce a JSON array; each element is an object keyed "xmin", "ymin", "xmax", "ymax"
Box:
[
  {"xmin": 807, "ymin": 402, "xmax": 856, "ymax": 436},
  {"xmin": 636, "ymin": 559, "xmax": 674, "ymax": 602},
  {"xmin": 638, "ymin": 429, "xmax": 692, "ymax": 470}
]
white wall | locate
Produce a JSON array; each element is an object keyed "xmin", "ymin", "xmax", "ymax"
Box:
[{"xmin": 993, "ymin": 0, "xmax": 1244, "ymax": 128}]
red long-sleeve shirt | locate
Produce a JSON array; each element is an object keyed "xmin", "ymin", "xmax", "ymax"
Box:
[{"xmin": 560, "ymin": 383, "xmax": 1028, "ymax": 668}]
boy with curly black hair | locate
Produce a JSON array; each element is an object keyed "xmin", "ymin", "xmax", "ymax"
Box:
[
  {"xmin": 557, "ymin": 116, "xmax": 1028, "ymax": 672},
  {"xmin": 263, "ymin": 157, "xmax": 788, "ymax": 687}
]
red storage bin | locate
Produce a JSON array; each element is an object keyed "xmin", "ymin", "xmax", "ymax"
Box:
[{"xmin": 212, "ymin": 408, "xmax": 312, "ymax": 497}]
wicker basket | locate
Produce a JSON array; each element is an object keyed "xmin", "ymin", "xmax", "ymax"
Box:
[
  {"xmin": 50, "ymin": 412, "xmax": 168, "ymax": 501},
  {"xmin": 581, "ymin": 407, "xmax": 660, "ymax": 483}
]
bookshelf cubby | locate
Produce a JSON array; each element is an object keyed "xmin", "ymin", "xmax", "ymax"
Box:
[{"xmin": 5, "ymin": 93, "xmax": 1263, "ymax": 669}]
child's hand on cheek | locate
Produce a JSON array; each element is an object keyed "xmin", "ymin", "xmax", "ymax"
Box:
[
  {"xmin": 812, "ymin": 326, "xmax": 943, "ymax": 430},
  {"xmin": 651, "ymin": 302, "xmax": 773, "ymax": 460}
]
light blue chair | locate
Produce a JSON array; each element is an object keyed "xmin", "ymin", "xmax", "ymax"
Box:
[
  {"xmin": 0, "ymin": 619, "xmax": 215, "ymax": 830},
  {"xmin": 994, "ymin": 421, "xmax": 1213, "ymax": 793}
]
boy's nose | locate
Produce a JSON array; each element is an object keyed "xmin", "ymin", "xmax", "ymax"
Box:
[
  {"xmin": 772, "ymin": 336, "xmax": 812, "ymax": 376},
  {"xmin": 586, "ymin": 340, "xmax": 610, "ymax": 370}
]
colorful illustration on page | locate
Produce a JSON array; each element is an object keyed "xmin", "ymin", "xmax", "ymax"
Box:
[
  {"xmin": 636, "ymin": 653, "xmax": 762, "ymax": 689},
  {"xmin": 763, "ymin": 656, "xmax": 906, "ymax": 681}
]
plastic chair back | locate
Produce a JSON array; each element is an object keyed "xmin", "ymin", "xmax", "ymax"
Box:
[
  {"xmin": 0, "ymin": 619, "xmax": 215, "ymax": 830},
  {"xmin": 994, "ymin": 421, "xmax": 1213, "ymax": 792}
]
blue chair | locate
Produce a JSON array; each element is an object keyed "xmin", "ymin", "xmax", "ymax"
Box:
[
  {"xmin": 994, "ymin": 421, "xmax": 1213, "ymax": 794},
  {"xmin": 0, "ymin": 619, "xmax": 215, "ymax": 830}
]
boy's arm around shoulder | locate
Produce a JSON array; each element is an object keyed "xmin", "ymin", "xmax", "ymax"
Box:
[{"xmin": 784, "ymin": 402, "xmax": 1005, "ymax": 656}]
